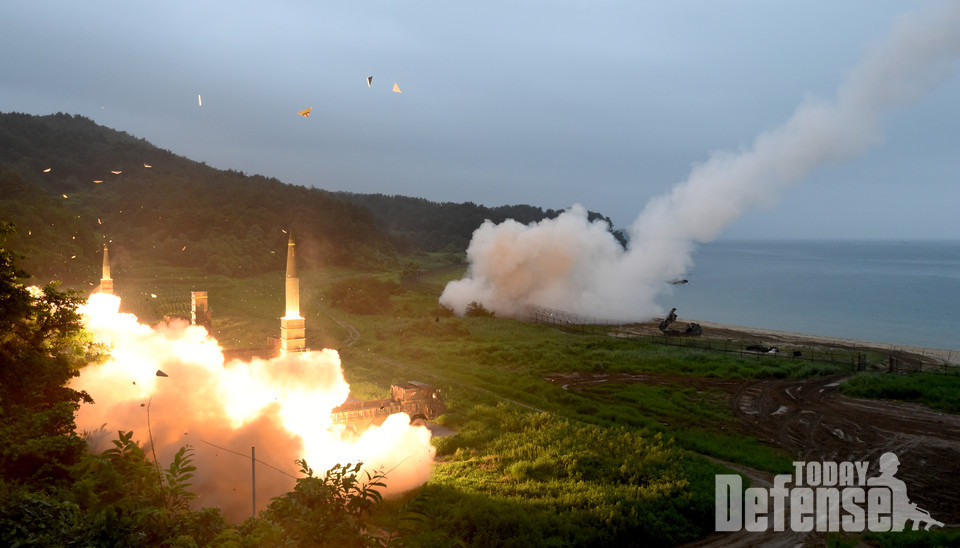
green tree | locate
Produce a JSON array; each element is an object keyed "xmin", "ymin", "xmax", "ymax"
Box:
[
  {"xmin": 399, "ymin": 262, "xmax": 421, "ymax": 285},
  {"xmin": 464, "ymin": 301, "xmax": 495, "ymax": 317},
  {"xmin": 69, "ymin": 431, "xmax": 224, "ymax": 546},
  {"xmin": 253, "ymin": 460, "xmax": 387, "ymax": 547},
  {"xmin": 326, "ymin": 276, "xmax": 400, "ymax": 315},
  {"xmin": 0, "ymin": 221, "xmax": 98, "ymax": 488}
]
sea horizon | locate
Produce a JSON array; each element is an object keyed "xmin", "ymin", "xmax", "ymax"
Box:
[{"xmin": 655, "ymin": 238, "xmax": 960, "ymax": 352}]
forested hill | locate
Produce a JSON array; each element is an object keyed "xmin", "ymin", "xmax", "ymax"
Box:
[
  {"xmin": 0, "ymin": 111, "xmax": 620, "ymax": 286},
  {"xmin": 0, "ymin": 112, "xmax": 394, "ymax": 285},
  {"xmin": 334, "ymin": 193, "xmax": 625, "ymax": 253}
]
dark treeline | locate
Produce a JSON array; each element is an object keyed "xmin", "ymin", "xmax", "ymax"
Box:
[
  {"xmin": 0, "ymin": 112, "xmax": 393, "ymax": 285},
  {"xmin": 0, "ymin": 111, "xmax": 621, "ymax": 286},
  {"xmin": 335, "ymin": 193, "xmax": 627, "ymax": 253}
]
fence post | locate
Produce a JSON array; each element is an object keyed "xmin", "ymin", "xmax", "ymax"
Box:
[{"xmin": 251, "ymin": 446, "xmax": 256, "ymax": 519}]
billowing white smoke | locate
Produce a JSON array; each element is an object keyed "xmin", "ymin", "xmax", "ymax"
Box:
[
  {"xmin": 441, "ymin": 2, "xmax": 960, "ymax": 321},
  {"xmin": 439, "ymin": 206, "xmax": 631, "ymax": 319},
  {"xmin": 73, "ymin": 293, "xmax": 435, "ymax": 521}
]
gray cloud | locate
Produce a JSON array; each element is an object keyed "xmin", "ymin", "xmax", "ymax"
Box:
[{"xmin": 2, "ymin": 1, "xmax": 957, "ymax": 237}]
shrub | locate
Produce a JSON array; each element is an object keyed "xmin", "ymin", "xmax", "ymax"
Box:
[
  {"xmin": 464, "ymin": 301, "xmax": 495, "ymax": 317},
  {"xmin": 326, "ymin": 276, "xmax": 400, "ymax": 315},
  {"xmin": 254, "ymin": 460, "xmax": 386, "ymax": 547}
]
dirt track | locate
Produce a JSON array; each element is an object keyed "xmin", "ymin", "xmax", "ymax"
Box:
[
  {"xmin": 546, "ymin": 370, "xmax": 960, "ymax": 544},
  {"xmin": 733, "ymin": 374, "xmax": 960, "ymax": 524}
]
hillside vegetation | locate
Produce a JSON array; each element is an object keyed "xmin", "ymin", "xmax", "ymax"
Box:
[
  {"xmin": 0, "ymin": 112, "xmax": 392, "ymax": 284},
  {"xmin": 335, "ymin": 192, "xmax": 626, "ymax": 253},
  {"xmin": 0, "ymin": 112, "xmax": 621, "ymax": 286},
  {"xmin": 5, "ymin": 219, "xmax": 960, "ymax": 545}
]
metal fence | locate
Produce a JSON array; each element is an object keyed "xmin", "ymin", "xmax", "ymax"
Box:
[
  {"xmin": 526, "ymin": 305, "xmax": 960, "ymax": 375},
  {"xmin": 115, "ymin": 288, "xmax": 190, "ymax": 321}
]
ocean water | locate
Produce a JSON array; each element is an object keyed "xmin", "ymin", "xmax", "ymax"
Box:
[{"xmin": 655, "ymin": 240, "xmax": 960, "ymax": 351}]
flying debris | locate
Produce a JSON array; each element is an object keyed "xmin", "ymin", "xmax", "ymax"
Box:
[
  {"xmin": 298, "ymin": 107, "xmax": 312, "ymax": 118},
  {"xmin": 111, "ymin": 170, "xmax": 122, "ymax": 175},
  {"xmin": 144, "ymin": 163, "xmax": 152, "ymax": 168},
  {"xmin": 62, "ymin": 194, "xmax": 68, "ymax": 199},
  {"xmin": 198, "ymin": 94, "xmax": 202, "ymax": 107},
  {"xmin": 367, "ymin": 76, "xmax": 373, "ymax": 87},
  {"xmin": 156, "ymin": 369, "xmax": 169, "ymax": 378},
  {"xmin": 93, "ymin": 180, "xmax": 103, "ymax": 184},
  {"xmin": 43, "ymin": 168, "xmax": 51, "ymax": 173},
  {"xmin": 98, "ymin": 218, "xmax": 102, "ymax": 225},
  {"xmin": 150, "ymin": 294, "xmax": 157, "ymax": 298},
  {"xmin": 182, "ymin": 246, "xmax": 187, "ymax": 251},
  {"xmin": 392, "ymin": 82, "xmax": 402, "ymax": 93}
]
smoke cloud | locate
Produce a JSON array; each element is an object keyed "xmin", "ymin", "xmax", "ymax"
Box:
[
  {"xmin": 441, "ymin": 2, "xmax": 960, "ymax": 321},
  {"xmin": 73, "ymin": 293, "xmax": 435, "ymax": 521}
]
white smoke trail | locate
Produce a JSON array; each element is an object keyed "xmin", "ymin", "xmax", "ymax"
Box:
[
  {"xmin": 440, "ymin": 2, "xmax": 960, "ymax": 321},
  {"xmin": 73, "ymin": 293, "xmax": 435, "ymax": 521}
]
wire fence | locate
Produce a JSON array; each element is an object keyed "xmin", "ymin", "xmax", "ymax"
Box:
[
  {"xmin": 115, "ymin": 288, "xmax": 191, "ymax": 321},
  {"xmin": 527, "ymin": 305, "xmax": 960, "ymax": 375}
]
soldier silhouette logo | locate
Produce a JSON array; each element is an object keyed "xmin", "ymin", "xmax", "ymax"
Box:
[{"xmin": 867, "ymin": 452, "xmax": 943, "ymax": 531}]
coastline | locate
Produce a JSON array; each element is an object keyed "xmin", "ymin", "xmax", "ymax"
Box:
[
  {"xmin": 628, "ymin": 316, "xmax": 960, "ymax": 367},
  {"xmin": 662, "ymin": 239, "xmax": 960, "ymax": 354}
]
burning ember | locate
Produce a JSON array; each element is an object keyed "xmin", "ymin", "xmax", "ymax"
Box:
[{"xmin": 72, "ymin": 293, "xmax": 435, "ymax": 520}]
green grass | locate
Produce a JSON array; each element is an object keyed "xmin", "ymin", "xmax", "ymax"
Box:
[
  {"xmin": 93, "ymin": 255, "xmax": 955, "ymax": 546},
  {"xmin": 822, "ymin": 528, "xmax": 960, "ymax": 548},
  {"xmin": 839, "ymin": 372, "xmax": 960, "ymax": 413},
  {"xmin": 392, "ymin": 403, "xmax": 722, "ymax": 546}
]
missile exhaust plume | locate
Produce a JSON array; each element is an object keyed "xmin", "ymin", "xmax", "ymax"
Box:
[
  {"xmin": 440, "ymin": 2, "xmax": 960, "ymax": 321},
  {"xmin": 73, "ymin": 293, "xmax": 434, "ymax": 521}
]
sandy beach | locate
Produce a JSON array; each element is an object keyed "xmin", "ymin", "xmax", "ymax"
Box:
[{"xmin": 625, "ymin": 316, "xmax": 960, "ymax": 368}]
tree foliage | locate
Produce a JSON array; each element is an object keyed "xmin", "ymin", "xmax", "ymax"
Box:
[
  {"xmin": 327, "ymin": 276, "xmax": 401, "ymax": 315},
  {"xmin": 1, "ymin": 112, "xmax": 623, "ymax": 285},
  {"xmin": 336, "ymin": 192, "xmax": 625, "ymax": 253},
  {"xmin": 64, "ymin": 431, "xmax": 226, "ymax": 547},
  {"xmin": 464, "ymin": 301, "xmax": 495, "ymax": 317},
  {"xmin": 251, "ymin": 460, "xmax": 387, "ymax": 547},
  {"xmin": 0, "ymin": 112, "xmax": 395, "ymax": 283},
  {"xmin": 0, "ymin": 226, "xmax": 406, "ymax": 545},
  {"xmin": 0, "ymin": 222, "xmax": 96, "ymax": 488}
]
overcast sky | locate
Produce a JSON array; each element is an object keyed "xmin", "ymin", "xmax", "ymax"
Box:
[{"xmin": 2, "ymin": 1, "xmax": 958, "ymax": 239}]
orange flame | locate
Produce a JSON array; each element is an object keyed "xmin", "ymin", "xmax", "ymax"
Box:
[{"xmin": 73, "ymin": 293, "xmax": 435, "ymax": 520}]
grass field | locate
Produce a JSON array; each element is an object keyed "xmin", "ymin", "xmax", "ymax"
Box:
[
  {"xmin": 96, "ymin": 255, "xmax": 955, "ymax": 546},
  {"xmin": 839, "ymin": 371, "xmax": 960, "ymax": 413}
]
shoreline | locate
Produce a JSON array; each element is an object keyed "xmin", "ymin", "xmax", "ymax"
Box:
[{"xmin": 628, "ymin": 316, "xmax": 960, "ymax": 367}]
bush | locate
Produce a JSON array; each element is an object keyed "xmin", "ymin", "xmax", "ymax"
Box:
[
  {"xmin": 464, "ymin": 301, "xmax": 495, "ymax": 317},
  {"xmin": 253, "ymin": 460, "xmax": 386, "ymax": 547},
  {"xmin": 0, "ymin": 488, "xmax": 83, "ymax": 547},
  {"xmin": 326, "ymin": 276, "xmax": 400, "ymax": 315},
  {"xmin": 839, "ymin": 372, "xmax": 960, "ymax": 413}
]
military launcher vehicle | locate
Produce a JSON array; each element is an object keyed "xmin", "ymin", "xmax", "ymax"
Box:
[
  {"xmin": 331, "ymin": 381, "xmax": 445, "ymax": 432},
  {"xmin": 658, "ymin": 307, "xmax": 702, "ymax": 336}
]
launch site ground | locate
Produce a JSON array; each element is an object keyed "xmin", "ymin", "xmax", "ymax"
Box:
[
  {"xmin": 547, "ymin": 372, "xmax": 960, "ymax": 535},
  {"xmin": 111, "ymin": 259, "xmax": 960, "ymax": 546},
  {"xmin": 624, "ymin": 318, "xmax": 959, "ymax": 370}
]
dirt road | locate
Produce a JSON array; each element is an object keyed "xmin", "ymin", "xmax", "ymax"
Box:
[
  {"xmin": 547, "ymin": 371, "xmax": 960, "ymax": 545},
  {"xmin": 732, "ymin": 374, "xmax": 960, "ymax": 525}
]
